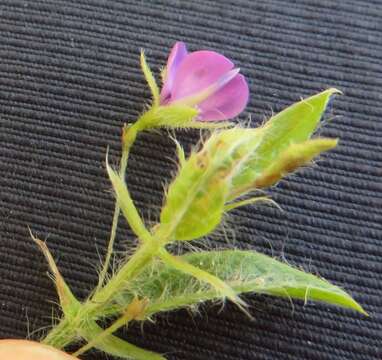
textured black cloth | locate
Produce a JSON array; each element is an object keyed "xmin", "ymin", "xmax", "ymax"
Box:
[{"xmin": 0, "ymin": 1, "xmax": 381, "ymax": 359}]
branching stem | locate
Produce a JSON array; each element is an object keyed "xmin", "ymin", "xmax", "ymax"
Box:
[{"xmin": 96, "ymin": 122, "xmax": 140, "ymax": 293}]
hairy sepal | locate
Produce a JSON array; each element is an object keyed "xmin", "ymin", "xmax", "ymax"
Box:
[
  {"xmin": 140, "ymin": 50, "xmax": 160, "ymax": 107},
  {"xmin": 138, "ymin": 105, "xmax": 198, "ymax": 129},
  {"xmin": 138, "ymin": 105, "xmax": 234, "ymax": 130}
]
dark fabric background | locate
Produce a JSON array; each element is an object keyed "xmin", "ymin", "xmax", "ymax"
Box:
[{"xmin": 0, "ymin": 1, "xmax": 381, "ymax": 359}]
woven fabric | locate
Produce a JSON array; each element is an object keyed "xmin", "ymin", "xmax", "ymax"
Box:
[{"xmin": 0, "ymin": 0, "xmax": 381, "ymax": 359}]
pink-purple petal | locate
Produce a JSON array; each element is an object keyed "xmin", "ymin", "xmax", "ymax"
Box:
[
  {"xmin": 160, "ymin": 42, "xmax": 250, "ymax": 121},
  {"xmin": 170, "ymin": 50, "xmax": 234, "ymax": 101},
  {"xmin": 160, "ymin": 42, "xmax": 188, "ymax": 104},
  {"xmin": 197, "ymin": 73, "xmax": 249, "ymax": 121},
  {"xmin": 173, "ymin": 68, "xmax": 241, "ymax": 107}
]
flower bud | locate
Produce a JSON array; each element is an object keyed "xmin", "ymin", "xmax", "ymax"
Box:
[{"xmin": 160, "ymin": 127, "xmax": 263, "ymax": 241}]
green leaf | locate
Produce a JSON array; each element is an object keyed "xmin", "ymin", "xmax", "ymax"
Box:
[
  {"xmin": 140, "ymin": 50, "xmax": 160, "ymax": 106},
  {"xmin": 232, "ymin": 88, "xmax": 341, "ymax": 193},
  {"xmin": 109, "ymin": 250, "xmax": 365, "ymax": 317},
  {"xmin": 158, "ymin": 248, "xmax": 247, "ymax": 310},
  {"xmin": 254, "ymin": 138, "xmax": 338, "ymax": 189},
  {"xmin": 31, "ymin": 232, "xmax": 80, "ymax": 319}
]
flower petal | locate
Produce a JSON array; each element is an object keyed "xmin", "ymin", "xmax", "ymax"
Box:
[
  {"xmin": 160, "ymin": 42, "xmax": 188, "ymax": 104},
  {"xmin": 170, "ymin": 50, "xmax": 234, "ymax": 101},
  {"xmin": 197, "ymin": 73, "xmax": 249, "ymax": 121},
  {"xmin": 174, "ymin": 68, "xmax": 240, "ymax": 107}
]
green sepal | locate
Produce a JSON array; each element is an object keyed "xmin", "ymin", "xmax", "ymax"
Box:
[
  {"xmin": 107, "ymin": 250, "xmax": 366, "ymax": 318},
  {"xmin": 172, "ymin": 136, "xmax": 186, "ymax": 167},
  {"xmin": 185, "ymin": 121, "xmax": 234, "ymax": 129},
  {"xmin": 140, "ymin": 50, "xmax": 160, "ymax": 107},
  {"xmin": 136, "ymin": 105, "xmax": 198, "ymax": 130},
  {"xmin": 231, "ymin": 88, "xmax": 340, "ymax": 192},
  {"xmin": 154, "ymin": 105, "xmax": 199, "ymax": 128}
]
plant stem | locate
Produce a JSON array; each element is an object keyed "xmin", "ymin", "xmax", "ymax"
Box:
[
  {"xmin": 96, "ymin": 123, "xmax": 139, "ymax": 293},
  {"xmin": 42, "ymin": 239, "xmax": 159, "ymax": 352},
  {"xmin": 43, "ymin": 111, "xmax": 166, "ymax": 354},
  {"xmin": 73, "ymin": 309, "xmax": 133, "ymax": 356},
  {"xmin": 92, "ymin": 240, "xmax": 159, "ymax": 309},
  {"xmin": 77, "ymin": 320, "xmax": 165, "ymax": 360},
  {"xmin": 42, "ymin": 317, "xmax": 77, "ymax": 349}
]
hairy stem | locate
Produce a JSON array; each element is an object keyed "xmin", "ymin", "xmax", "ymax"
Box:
[
  {"xmin": 96, "ymin": 123, "xmax": 139, "ymax": 292},
  {"xmin": 78, "ymin": 320, "xmax": 165, "ymax": 360},
  {"xmin": 73, "ymin": 314, "xmax": 131, "ymax": 357},
  {"xmin": 91, "ymin": 240, "xmax": 159, "ymax": 311},
  {"xmin": 73, "ymin": 296, "xmax": 149, "ymax": 357},
  {"xmin": 43, "ymin": 241, "xmax": 159, "ymax": 352},
  {"xmin": 42, "ymin": 317, "xmax": 77, "ymax": 349}
]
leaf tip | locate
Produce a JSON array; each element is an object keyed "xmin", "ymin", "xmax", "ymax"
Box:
[
  {"xmin": 325, "ymin": 87, "xmax": 342, "ymax": 96},
  {"xmin": 105, "ymin": 148, "xmax": 115, "ymax": 179},
  {"xmin": 350, "ymin": 300, "xmax": 369, "ymax": 316}
]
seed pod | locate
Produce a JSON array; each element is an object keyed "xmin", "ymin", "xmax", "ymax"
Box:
[
  {"xmin": 160, "ymin": 127, "xmax": 262, "ymax": 241},
  {"xmin": 231, "ymin": 88, "xmax": 340, "ymax": 196},
  {"xmin": 254, "ymin": 138, "xmax": 338, "ymax": 188}
]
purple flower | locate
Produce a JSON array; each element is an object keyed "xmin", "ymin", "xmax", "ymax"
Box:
[{"xmin": 160, "ymin": 42, "xmax": 249, "ymax": 121}]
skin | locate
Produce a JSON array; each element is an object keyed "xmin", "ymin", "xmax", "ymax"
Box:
[{"xmin": 0, "ymin": 340, "xmax": 77, "ymax": 360}]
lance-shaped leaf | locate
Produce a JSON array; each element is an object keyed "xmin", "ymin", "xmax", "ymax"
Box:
[
  {"xmin": 232, "ymin": 88, "xmax": 340, "ymax": 194},
  {"xmin": 107, "ymin": 250, "xmax": 365, "ymax": 317},
  {"xmin": 31, "ymin": 232, "xmax": 84, "ymax": 351},
  {"xmin": 30, "ymin": 232, "xmax": 80, "ymax": 319}
]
